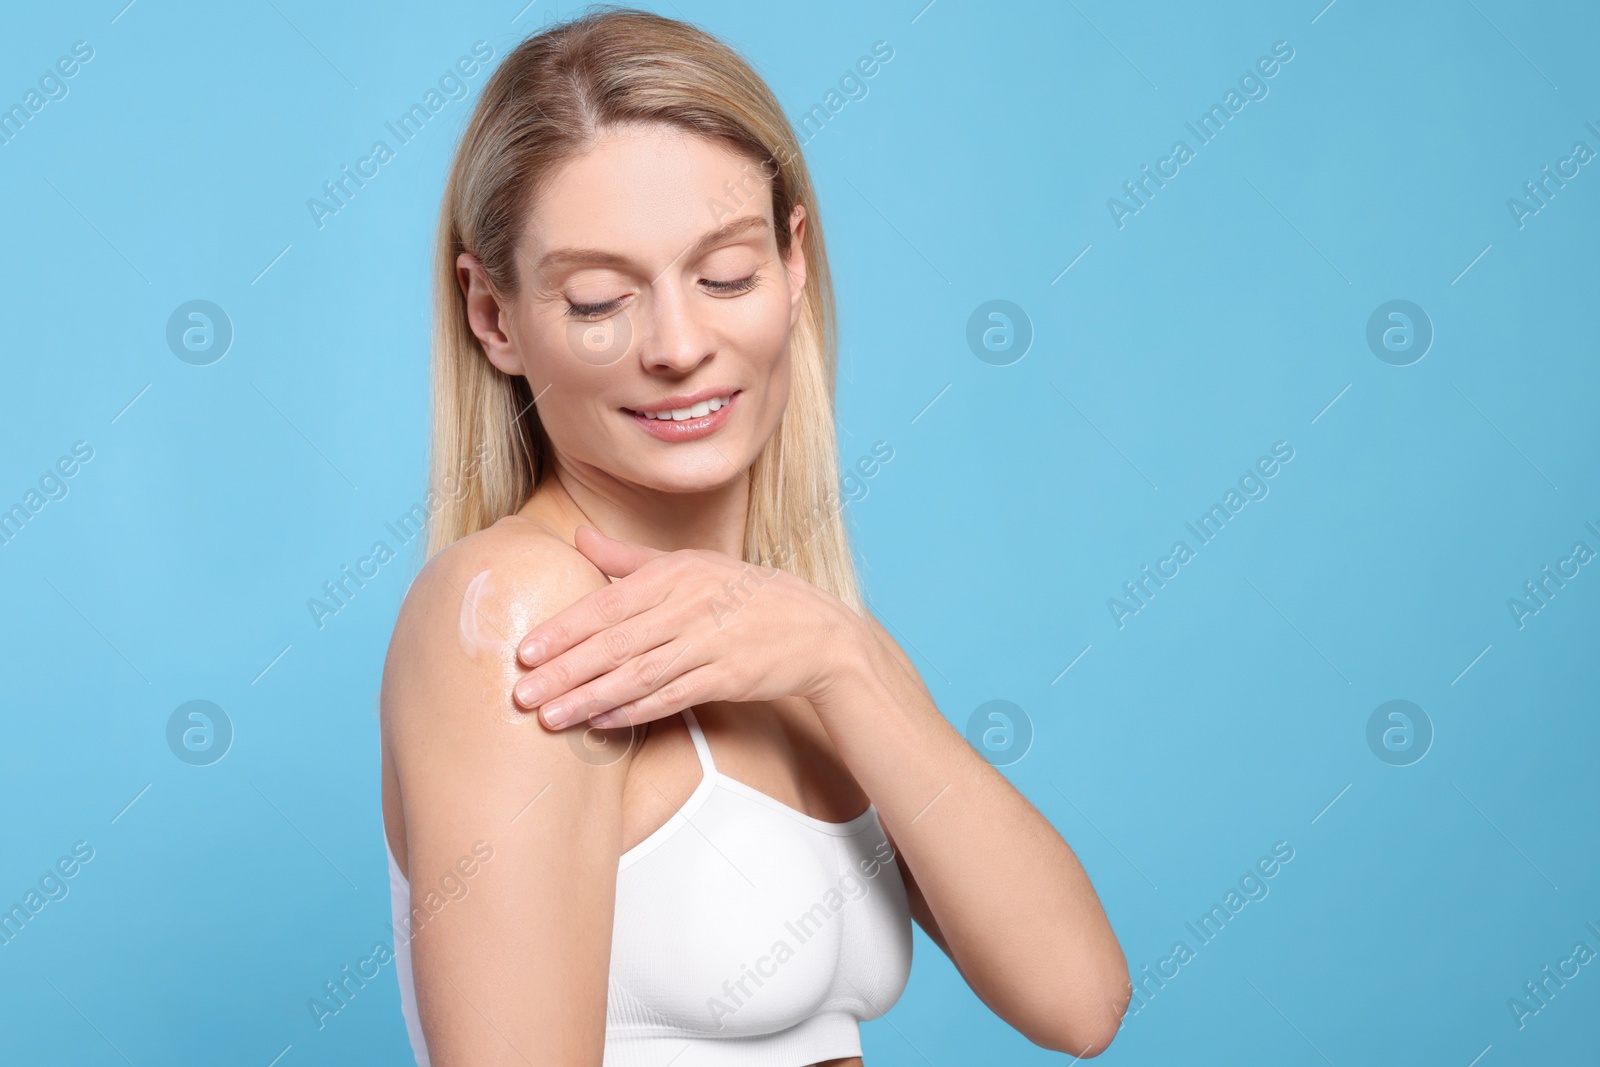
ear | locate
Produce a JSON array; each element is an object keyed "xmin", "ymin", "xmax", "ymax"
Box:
[
  {"xmin": 783, "ymin": 203, "xmax": 808, "ymax": 323},
  {"xmin": 457, "ymin": 251, "xmax": 522, "ymax": 376}
]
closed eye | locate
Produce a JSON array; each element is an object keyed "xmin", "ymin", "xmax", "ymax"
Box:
[
  {"xmin": 703, "ymin": 271, "xmax": 760, "ymax": 296},
  {"xmin": 564, "ymin": 272, "xmax": 761, "ymax": 320},
  {"xmin": 565, "ymin": 297, "xmax": 625, "ymax": 320}
]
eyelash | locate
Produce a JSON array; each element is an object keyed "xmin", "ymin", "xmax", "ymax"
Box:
[{"xmin": 564, "ymin": 272, "xmax": 761, "ymax": 320}]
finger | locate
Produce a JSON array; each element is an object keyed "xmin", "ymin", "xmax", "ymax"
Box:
[
  {"xmin": 517, "ymin": 564, "xmax": 670, "ymax": 668},
  {"xmin": 514, "ymin": 601, "xmax": 682, "ymax": 709},
  {"xmin": 589, "ymin": 662, "xmax": 719, "ymax": 729},
  {"xmin": 539, "ymin": 640, "xmax": 705, "ymax": 730},
  {"xmin": 573, "ymin": 524, "xmax": 664, "ymax": 580}
]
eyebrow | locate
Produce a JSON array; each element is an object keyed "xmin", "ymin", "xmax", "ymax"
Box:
[{"xmin": 532, "ymin": 213, "xmax": 773, "ymax": 280}]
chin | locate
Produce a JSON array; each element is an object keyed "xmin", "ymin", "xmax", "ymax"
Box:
[{"xmin": 634, "ymin": 460, "xmax": 752, "ymax": 496}]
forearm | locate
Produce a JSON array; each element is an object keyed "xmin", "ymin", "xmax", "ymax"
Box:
[{"xmin": 809, "ymin": 617, "xmax": 1130, "ymax": 1053}]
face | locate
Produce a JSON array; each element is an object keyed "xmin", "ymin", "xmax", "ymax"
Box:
[{"xmin": 458, "ymin": 122, "xmax": 808, "ymax": 496}]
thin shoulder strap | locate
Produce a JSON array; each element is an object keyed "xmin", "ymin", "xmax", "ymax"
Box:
[{"xmin": 680, "ymin": 707, "xmax": 717, "ymax": 776}]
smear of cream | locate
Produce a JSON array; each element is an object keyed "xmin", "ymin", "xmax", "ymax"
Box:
[{"xmin": 459, "ymin": 568, "xmax": 501, "ymax": 660}]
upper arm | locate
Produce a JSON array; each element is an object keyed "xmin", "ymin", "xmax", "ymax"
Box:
[
  {"xmin": 381, "ymin": 528, "xmax": 622, "ymax": 1066},
  {"xmin": 883, "ymin": 819, "xmax": 957, "ymax": 963}
]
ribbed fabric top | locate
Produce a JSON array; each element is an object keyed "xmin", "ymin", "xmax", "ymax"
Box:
[{"xmin": 387, "ymin": 707, "xmax": 913, "ymax": 1066}]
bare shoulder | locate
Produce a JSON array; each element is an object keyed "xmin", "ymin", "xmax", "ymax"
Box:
[
  {"xmin": 381, "ymin": 517, "xmax": 608, "ymax": 728},
  {"xmin": 379, "ymin": 515, "xmax": 622, "ymax": 810}
]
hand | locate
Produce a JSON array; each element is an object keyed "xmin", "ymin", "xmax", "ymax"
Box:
[{"xmin": 513, "ymin": 525, "xmax": 858, "ymax": 729}]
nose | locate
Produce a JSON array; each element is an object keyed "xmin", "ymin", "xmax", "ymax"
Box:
[{"xmin": 637, "ymin": 279, "xmax": 714, "ymax": 375}]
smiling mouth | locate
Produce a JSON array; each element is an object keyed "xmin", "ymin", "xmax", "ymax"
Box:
[{"xmin": 622, "ymin": 390, "xmax": 741, "ymax": 422}]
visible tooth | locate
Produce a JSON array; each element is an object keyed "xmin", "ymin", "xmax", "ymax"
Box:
[{"xmin": 639, "ymin": 396, "xmax": 730, "ymax": 420}]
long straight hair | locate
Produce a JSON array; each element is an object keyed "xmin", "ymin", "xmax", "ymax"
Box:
[{"xmin": 426, "ymin": 5, "xmax": 863, "ymax": 614}]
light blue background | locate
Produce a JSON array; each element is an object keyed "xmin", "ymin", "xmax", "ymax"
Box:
[{"xmin": 2, "ymin": 0, "xmax": 1597, "ymax": 1063}]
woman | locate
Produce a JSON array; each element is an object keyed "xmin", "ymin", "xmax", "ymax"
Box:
[{"xmin": 379, "ymin": 7, "xmax": 1130, "ymax": 1064}]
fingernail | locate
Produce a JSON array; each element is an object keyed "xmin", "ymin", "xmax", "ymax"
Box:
[
  {"xmin": 590, "ymin": 710, "xmax": 618, "ymax": 728},
  {"xmin": 542, "ymin": 703, "xmax": 569, "ymax": 728},
  {"xmin": 520, "ymin": 640, "xmax": 546, "ymax": 666},
  {"xmin": 515, "ymin": 677, "xmax": 542, "ymax": 706}
]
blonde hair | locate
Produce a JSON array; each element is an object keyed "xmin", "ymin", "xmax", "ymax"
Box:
[{"xmin": 426, "ymin": 5, "xmax": 863, "ymax": 614}]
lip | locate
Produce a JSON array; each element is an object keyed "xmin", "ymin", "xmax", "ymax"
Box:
[
  {"xmin": 623, "ymin": 389, "xmax": 740, "ymax": 442},
  {"xmin": 622, "ymin": 386, "xmax": 741, "ymax": 416}
]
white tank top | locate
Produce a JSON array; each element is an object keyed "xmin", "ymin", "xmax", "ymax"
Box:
[{"xmin": 386, "ymin": 707, "xmax": 914, "ymax": 1065}]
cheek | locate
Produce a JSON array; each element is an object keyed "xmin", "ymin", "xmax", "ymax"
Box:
[
  {"xmin": 725, "ymin": 286, "xmax": 796, "ymax": 372},
  {"xmin": 534, "ymin": 390, "xmax": 625, "ymax": 472},
  {"xmin": 746, "ymin": 348, "xmax": 793, "ymax": 449},
  {"xmin": 521, "ymin": 318, "xmax": 618, "ymax": 431}
]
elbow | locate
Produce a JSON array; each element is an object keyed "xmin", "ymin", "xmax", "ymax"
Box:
[
  {"xmin": 1034, "ymin": 1014, "xmax": 1123, "ymax": 1060},
  {"xmin": 1026, "ymin": 958, "xmax": 1133, "ymax": 1058},
  {"xmin": 1030, "ymin": 1012, "xmax": 1123, "ymax": 1060}
]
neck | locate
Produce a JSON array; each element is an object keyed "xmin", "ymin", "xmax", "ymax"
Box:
[{"xmin": 524, "ymin": 456, "xmax": 751, "ymax": 561}]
